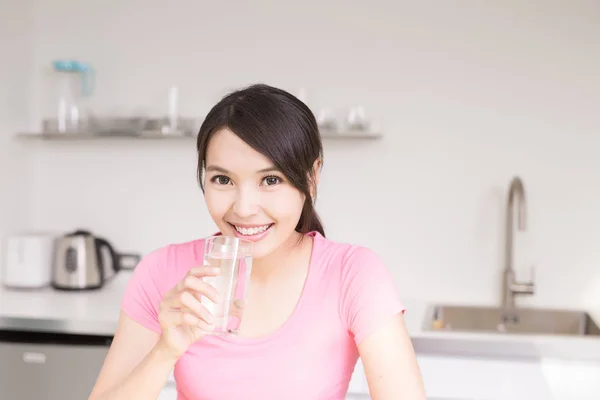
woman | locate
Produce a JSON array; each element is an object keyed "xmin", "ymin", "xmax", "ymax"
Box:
[{"xmin": 89, "ymin": 84, "xmax": 426, "ymax": 400}]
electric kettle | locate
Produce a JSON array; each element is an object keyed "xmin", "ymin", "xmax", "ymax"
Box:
[{"xmin": 52, "ymin": 230, "xmax": 139, "ymax": 290}]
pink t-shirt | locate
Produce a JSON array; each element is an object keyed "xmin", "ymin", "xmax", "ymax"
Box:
[{"xmin": 121, "ymin": 231, "xmax": 404, "ymax": 400}]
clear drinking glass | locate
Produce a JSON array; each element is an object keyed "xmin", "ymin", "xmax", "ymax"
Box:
[{"xmin": 201, "ymin": 236, "xmax": 253, "ymax": 335}]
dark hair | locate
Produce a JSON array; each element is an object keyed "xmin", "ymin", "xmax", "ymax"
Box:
[{"xmin": 196, "ymin": 83, "xmax": 325, "ymax": 237}]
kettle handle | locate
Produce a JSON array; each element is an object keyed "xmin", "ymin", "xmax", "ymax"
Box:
[{"xmin": 94, "ymin": 237, "xmax": 120, "ymax": 273}]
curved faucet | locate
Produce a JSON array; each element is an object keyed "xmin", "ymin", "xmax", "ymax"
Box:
[{"xmin": 502, "ymin": 176, "xmax": 535, "ymax": 309}]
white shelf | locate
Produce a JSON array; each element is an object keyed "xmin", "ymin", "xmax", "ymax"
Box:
[
  {"xmin": 15, "ymin": 130, "xmax": 382, "ymax": 141},
  {"xmin": 319, "ymin": 128, "xmax": 382, "ymax": 140},
  {"xmin": 15, "ymin": 131, "xmax": 195, "ymax": 140}
]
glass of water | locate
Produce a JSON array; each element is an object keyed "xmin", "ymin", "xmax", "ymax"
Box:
[{"xmin": 201, "ymin": 235, "xmax": 253, "ymax": 335}]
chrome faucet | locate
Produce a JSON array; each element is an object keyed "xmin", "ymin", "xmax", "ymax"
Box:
[{"xmin": 502, "ymin": 176, "xmax": 535, "ymax": 309}]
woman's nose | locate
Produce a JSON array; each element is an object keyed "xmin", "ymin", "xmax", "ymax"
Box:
[{"xmin": 232, "ymin": 188, "xmax": 259, "ymax": 218}]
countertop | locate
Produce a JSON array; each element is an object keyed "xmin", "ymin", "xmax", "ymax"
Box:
[
  {"xmin": 0, "ymin": 272, "xmax": 128, "ymax": 336},
  {"xmin": 1, "ymin": 271, "xmax": 600, "ymax": 363}
]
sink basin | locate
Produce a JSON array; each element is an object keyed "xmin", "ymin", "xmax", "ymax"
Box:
[{"xmin": 424, "ymin": 304, "xmax": 600, "ymax": 337}]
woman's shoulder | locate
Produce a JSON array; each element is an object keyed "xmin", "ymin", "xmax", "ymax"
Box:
[
  {"xmin": 312, "ymin": 232, "xmax": 395, "ymax": 294},
  {"xmin": 313, "ymin": 233, "xmax": 403, "ymax": 343},
  {"xmin": 313, "ymin": 232, "xmax": 387, "ymax": 271},
  {"xmin": 131, "ymin": 236, "xmax": 209, "ymax": 283},
  {"xmin": 314, "ymin": 231, "xmax": 396, "ymax": 289},
  {"xmin": 120, "ymin": 236, "xmax": 210, "ymax": 324}
]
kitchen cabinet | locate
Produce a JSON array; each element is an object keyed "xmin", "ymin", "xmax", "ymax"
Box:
[
  {"xmin": 0, "ymin": 329, "xmax": 112, "ymax": 400},
  {"xmin": 346, "ymin": 354, "xmax": 600, "ymax": 400},
  {"xmin": 417, "ymin": 354, "xmax": 550, "ymax": 400},
  {"xmin": 417, "ymin": 354, "xmax": 600, "ymax": 400}
]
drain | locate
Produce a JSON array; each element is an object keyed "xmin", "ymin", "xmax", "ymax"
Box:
[{"xmin": 502, "ymin": 313, "xmax": 520, "ymax": 324}]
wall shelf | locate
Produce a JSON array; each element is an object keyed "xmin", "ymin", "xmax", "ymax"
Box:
[
  {"xmin": 14, "ymin": 130, "xmax": 383, "ymax": 141},
  {"xmin": 15, "ymin": 132, "xmax": 195, "ymax": 140}
]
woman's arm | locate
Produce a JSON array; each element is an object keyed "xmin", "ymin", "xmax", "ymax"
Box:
[
  {"xmin": 88, "ymin": 312, "xmax": 176, "ymax": 400},
  {"xmin": 358, "ymin": 312, "xmax": 427, "ymax": 400}
]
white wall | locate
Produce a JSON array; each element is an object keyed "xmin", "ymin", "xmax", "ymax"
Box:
[
  {"xmin": 0, "ymin": 0, "xmax": 34, "ymax": 281},
  {"xmin": 12, "ymin": 1, "xmax": 600, "ymax": 314}
]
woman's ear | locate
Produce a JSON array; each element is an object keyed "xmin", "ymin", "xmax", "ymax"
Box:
[{"xmin": 309, "ymin": 158, "xmax": 323, "ymax": 201}]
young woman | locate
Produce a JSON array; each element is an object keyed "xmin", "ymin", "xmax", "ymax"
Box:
[{"xmin": 89, "ymin": 84, "xmax": 426, "ymax": 400}]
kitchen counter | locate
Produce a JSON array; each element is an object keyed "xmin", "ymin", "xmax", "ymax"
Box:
[
  {"xmin": 0, "ymin": 272, "xmax": 128, "ymax": 336},
  {"xmin": 1, "ymin": 272, "xmax": 600, "ymax": 363}
]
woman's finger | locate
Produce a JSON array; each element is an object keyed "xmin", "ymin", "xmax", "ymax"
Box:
[
  {"xmin": 158, "ymin": 310, "xmax": 215, "ymax": 332},
  {"xmin": 228, "ymin": 299, "xmax": 246, "ymax": 319},
  {"xmin": 159, "ymin": 290, "xmax": 186, "ymax": 311},
  {"xmin": 180, "ymin": 275, "xmax": 221, "ymax": 304},
  {"xmin": 179, "ymin": 291, "xmax": 215, "ymax": 324},
  {"xmin": 158, "ymin": 309, "xmax": 196, "ymax": 328},
  {"xmin": 188, "ymin": 266, "xmax": 221, "ymax": 278}
]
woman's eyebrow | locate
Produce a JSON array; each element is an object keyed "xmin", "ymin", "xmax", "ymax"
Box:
[
  {"xmin": 205, "ymin": 165, "xmax": 280, "ymax": 174},
  {"xmin": 257, "ymin": 167, "xmax": 279, "ymax": 173},
  {"xmin": 205, "ymin": 165, "xmax": 229, "ymax": 173}
]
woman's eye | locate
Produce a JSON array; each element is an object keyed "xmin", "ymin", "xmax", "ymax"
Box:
[
  {"xmin": 262, "ymin": 176, "xmax": 282, "ymax": 186},
  {"xmin": 211, "ymin": 175, "xmax": 231, "ymax": 185}
]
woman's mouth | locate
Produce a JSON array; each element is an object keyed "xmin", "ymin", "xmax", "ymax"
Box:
[{"xmin": 228, "ymin": 222, "xmax": 274, "ymax": 242}]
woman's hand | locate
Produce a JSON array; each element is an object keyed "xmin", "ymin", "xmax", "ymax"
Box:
[{"xmin": 156, "ymin": 266, "xmax": 221, "ymax": 359}]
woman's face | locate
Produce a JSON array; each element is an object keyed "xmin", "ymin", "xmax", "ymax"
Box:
[{"xmin": 203, "ymin": 128, "xmax": 305, "ymax": 259}]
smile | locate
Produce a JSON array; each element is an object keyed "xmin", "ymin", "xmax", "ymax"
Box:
[{"xmin": 228, "ymin": 223, "xmax": 274, "ymax": 241}]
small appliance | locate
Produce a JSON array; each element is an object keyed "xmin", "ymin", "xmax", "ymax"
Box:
[
  {"xmin": 52, "ymin": 229, "xmax": 139, "ymax": 290},
  {"xmin": 2, "ymin": 232, "xmax": 58, "ymax": 289}
]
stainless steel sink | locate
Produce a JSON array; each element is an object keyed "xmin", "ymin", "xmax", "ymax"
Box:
[{"xmin": 425, "ymin": 304, "xmax": 600, "ymax": 337}]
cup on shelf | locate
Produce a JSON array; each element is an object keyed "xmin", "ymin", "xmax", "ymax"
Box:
[
  {"xmin": 345, "ymin": 106, "xmax": 370, "ymax": 132},
  {"xmin": 316, "ymin": 108, "xmax": 338, "ymax": 135}
]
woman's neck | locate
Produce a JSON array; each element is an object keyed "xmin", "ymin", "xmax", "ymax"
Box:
[{"xmin": 251, "ymin": 231, "xmax": 311, "ymax": 281}]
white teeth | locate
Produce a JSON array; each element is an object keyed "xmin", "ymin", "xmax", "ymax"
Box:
[{"xmin": 234, "ymin": 224, "xmax": 270, "ymax": 236}]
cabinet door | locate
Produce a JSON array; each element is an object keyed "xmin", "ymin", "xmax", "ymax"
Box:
[
  {"xmin": 417, "ymin": 355, "xmax": 552, "ymax": 400},
  {"xmin": 0, "ymin": 342, "xmax": 109, "ymax": 400}
]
